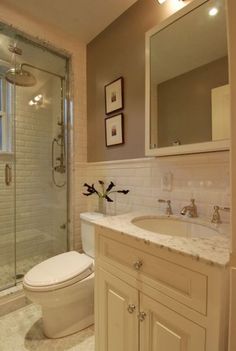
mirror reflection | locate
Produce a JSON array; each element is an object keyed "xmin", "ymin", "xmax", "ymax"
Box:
[{"xmin": 149, "ymin": 0, "xmax": 229, "ymax": 150}]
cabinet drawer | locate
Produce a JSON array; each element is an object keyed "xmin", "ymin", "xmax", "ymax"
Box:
[{"xmin": 98, "ymin": 235, "xmax": 207, "ymax": 315}]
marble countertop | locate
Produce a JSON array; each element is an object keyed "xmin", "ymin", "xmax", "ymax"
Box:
[{"xmin": 93, "ymin": 211, "xmax": 230, "ymax": 267}]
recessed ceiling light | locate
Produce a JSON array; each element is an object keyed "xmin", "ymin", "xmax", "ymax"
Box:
[{"xmin": 209, "ymin": 7, "xmax": 219, "ymax": 16}]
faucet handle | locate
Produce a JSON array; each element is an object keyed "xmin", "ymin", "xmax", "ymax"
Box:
[
  {"xmin": 158, "ymin": 199, "xmax": 170, "ymax": 204},
  {"xmin": 211, "ymin": 205, "xmax": 230, "ymax": 224},
  {"xmin": 190, "ymin": 199, "xmax": 197, "ymax": 207},
  {"xmin": 158, "ymin": 199, "xmax": 173, "ymax": 216},
  {"xmin": 219, "ymin": 206, "xmax": 230, "ymax": 212},
  {"xmin": 190, "ymin": 198, "xmax": 198, "ymax": 217}
]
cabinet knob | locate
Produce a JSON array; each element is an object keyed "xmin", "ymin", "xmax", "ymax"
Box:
[
  {"xmin": 133, "ymin": 259, "xmax": 143, "ymax": 271},
  {"xmin": 137, "ymin": 311, "xmax": 147, "ymax": 322},
  {"xmin": 127, "ymin": 304, "xmax": 136, "ymax": 314}
]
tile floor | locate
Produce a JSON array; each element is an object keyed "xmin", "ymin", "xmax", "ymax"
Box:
[{"xmin": 0, "ymin": 303, "xmax": 95, "ymax": 351}]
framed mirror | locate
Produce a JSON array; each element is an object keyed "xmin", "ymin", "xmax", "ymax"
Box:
[{"xmin": 145, "ymin": 0, "xmax": 230, "ymax": 157}]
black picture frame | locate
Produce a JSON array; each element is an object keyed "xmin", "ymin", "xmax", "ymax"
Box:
[
  {"xmin": 104, "ymin": 77, "xmax": 124, "ymax": 115},
  {"xmin": 105, "ymin": 114, "xmax": 124, "ymax": 147}
]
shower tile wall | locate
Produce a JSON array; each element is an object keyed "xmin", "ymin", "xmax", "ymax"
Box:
[
  {"xmin": 0, "ymin": 78, "xmax": 67, "ymax": 286},
  {"xmin": 15, "ymin": 86, "xmax": 53, "ymax": 272}
]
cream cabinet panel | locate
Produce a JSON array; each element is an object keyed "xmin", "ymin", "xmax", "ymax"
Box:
[
  {"xmin": 96, "ymin": 267, "xmax": 139, "ymax": 351},
  {"xmin": 99, "ymin": 235, "xmax": 207, "ymax": 314},
  {"xmin": 140, "ymin": 294, "xmax": 205, "ymax": 351}
]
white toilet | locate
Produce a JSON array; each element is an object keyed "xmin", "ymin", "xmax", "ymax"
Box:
[{"xmin": 23, "ymin": 212, "xmax": 104, "ymax": 338}]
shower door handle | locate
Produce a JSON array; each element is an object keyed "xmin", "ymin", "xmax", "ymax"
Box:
[{"xmin": 5, "ymin": 164, "xmax": 12, "ymax": 186}]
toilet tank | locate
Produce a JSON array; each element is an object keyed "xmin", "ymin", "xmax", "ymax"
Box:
[{"xmin": 80, "ymin": 212, "xmax": 105, "ymax": 258}]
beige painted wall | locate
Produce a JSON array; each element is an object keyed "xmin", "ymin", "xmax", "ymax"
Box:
[
  {"xmin": 87, "ymin": 0, "xmax": 190, "ymax": 162},
  {"xmin": 157, "ymin": 56, "xmax": 228, "ymax": 147}
]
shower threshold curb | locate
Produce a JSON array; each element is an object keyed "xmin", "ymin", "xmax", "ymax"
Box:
[{"xmin": 0, "ymin": 283, "xmax": 31, "ymax": 317}]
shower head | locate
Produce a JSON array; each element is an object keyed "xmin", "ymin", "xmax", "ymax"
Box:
[{"xmin": 5, "ymin": 65, "xmax": 37, "ymax": 87}]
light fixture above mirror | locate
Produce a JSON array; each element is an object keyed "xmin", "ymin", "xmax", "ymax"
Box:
[{"xmin": 157, "ymin": 0, "xmax": 185, "ymax": 4}]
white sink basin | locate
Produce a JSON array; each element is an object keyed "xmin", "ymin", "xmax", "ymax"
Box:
[{"xmin": 132, "ymin": 216, "xmax": 220, "ymax": 238}]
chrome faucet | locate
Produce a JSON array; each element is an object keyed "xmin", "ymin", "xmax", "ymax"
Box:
[
  {"xmin": 158, "ymin": 199, "xmax": 173, "ymax": 216},
  {"xmin": 180, "ymin": 199, "xmax": 198, "ymax": 218},
  {"xmin": 211, "ymin": 205, "xmax": 230, "ymax": 224}
]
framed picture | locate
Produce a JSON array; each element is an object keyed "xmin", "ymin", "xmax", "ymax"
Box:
[
  {"xmin": 105, "ymin": 114, "xmax": 124, "ymax": 147},
  {"xmin": 105, "ymin": 77, "xmax": 124, "ymax": 114}
]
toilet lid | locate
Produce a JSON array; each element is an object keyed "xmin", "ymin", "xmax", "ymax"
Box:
[{"xmin": 24, "ymin": 251, "xmax": 94, "ymax": 290}]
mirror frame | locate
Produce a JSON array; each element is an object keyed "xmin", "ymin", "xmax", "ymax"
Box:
[{"xmin": 145, "ymin": 0, "xmax": 230, "ymax": 157}]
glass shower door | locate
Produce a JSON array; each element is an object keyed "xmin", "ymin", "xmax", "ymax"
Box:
[
  {"xmin": 14, "ymin": 38, "xmax": 68, "ymax": 278},
  {"xmin": 0, "ymin": 26, "xmax": 69, "ymax": 290},
  {"xmin": 0, "ymin": 60, "xmax": 16, "ymax": 291}
]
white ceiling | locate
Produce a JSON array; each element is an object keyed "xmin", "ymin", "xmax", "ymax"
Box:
[{"xmin": 1, "ymin": 0, "xmax": 138, "ymax": 43}]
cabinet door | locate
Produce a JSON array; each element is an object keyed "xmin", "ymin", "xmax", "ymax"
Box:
[
  {"xmin": 96, "ymin": 268, "xmax": 139, "ymax": 351},
  {"xmin": 140, "ymin": 294, "xmax": 205, "ymax": 351}
]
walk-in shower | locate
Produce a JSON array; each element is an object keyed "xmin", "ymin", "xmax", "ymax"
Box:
[
  {"xmin": 0, "ymin": 26, "xmax": 70, "ymax": 292},
  {"xmin": 5, "ymin": 61, "xmax": 67, "ymax": 188}
]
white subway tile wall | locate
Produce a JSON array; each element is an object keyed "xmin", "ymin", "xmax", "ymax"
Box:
[
  {"xmin": 75, "ymin": 151, "xmax": 230, "ymax": 250},
  {"xmin": 72, "ymin": 47, "xmax": 88, "ymax": 251}
]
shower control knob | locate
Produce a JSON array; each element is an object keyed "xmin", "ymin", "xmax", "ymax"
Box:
[
  {"xmin": 133, "ymin": 259, "xmax": 143, "ymax": 271},
  {"xmin": 127, "ymin": 304, "xmax": 136, "ymax": 314}
]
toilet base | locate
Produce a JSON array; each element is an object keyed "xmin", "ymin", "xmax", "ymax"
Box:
[
  {"xmin": 42, "ymin": 306, "xmax": 94, "ymax": 338},
  {"xmin": 41, "ymin": 276, "xmax": 94, "ymax": 338},
  {"xmin": 24, "ymin": 272, "xmax": 95, "ymax": 339}
]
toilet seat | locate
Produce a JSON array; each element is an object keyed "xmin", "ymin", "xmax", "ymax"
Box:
[{"xmin": 23, "ymin": 251, "xmax": 94, "ymax": 292}]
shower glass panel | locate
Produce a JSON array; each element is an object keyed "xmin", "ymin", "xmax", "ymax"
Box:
[
  {"xmin": 0, "ymin": 32, "xmax": 16, "ymax": 291},
  {"xmin": 0, "ymin": 25, "xmax": 69, "ymax": 290},
  {"xmin": 14, "ymin": 38, "xmax": 68, "ymax": 279}
]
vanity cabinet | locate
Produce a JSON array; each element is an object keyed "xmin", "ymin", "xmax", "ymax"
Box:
[
  {"xmin": 95, "ymin": 226, "xmax": 229, "ymax": 351},
  {"xmin": 97, "ymin": 268, "xmax": 205, "ymax": 351}
]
